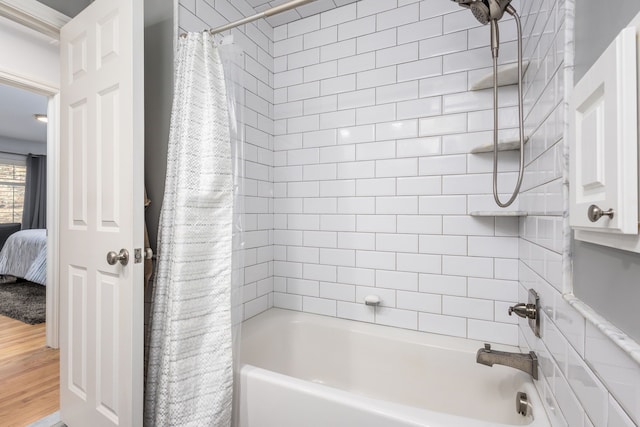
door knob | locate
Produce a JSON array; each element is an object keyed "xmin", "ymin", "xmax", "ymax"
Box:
[
  {"xmin": 107, "ymin": 249, "xmax": 129, "ymax": 266},
  {"xmin": 587, "ymin": 204, "xmax": 614, "ymax": 222}
]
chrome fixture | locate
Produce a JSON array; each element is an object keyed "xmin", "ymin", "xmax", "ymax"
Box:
[
  {"xmin": 364, "ymin": 295, "xmax": 381, "ymax": 306},
  {"xmin": 477, "ymin": 343, "xmax": 539, "ymax": 380},
  {"xmin": 587, "ymin": 204, "xmax": 615, "ymax": 222},
  {"xmin": 515, "ymin": 391, "xmax": 530, "ymax": 416},
  {"xmin": 509, "ymin": 288, "xmax": 541, "ymax": 338},
  {"xmin": 450, "ymin": 0, "xmax": 512, "ymax": 25},
  {"xmin": 107, "ymin": 248, "xmax": 130, "ymax": 266},
  {"xmin": 508, "ymin": 303, "xmax": 536, "ymax": 319},
  {"xmin": 451, "ymin": 0, "xmax": 526, "ymax": 208}
]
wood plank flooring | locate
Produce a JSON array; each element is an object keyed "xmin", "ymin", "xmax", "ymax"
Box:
[{"xmin": 0, "ymin": 315, "xmax": 59, "ymax": 427}]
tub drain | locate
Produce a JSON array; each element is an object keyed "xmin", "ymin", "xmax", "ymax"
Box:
[{"xmin": 516, "ymin": 391, "xmax": 529, "ymax": 416}]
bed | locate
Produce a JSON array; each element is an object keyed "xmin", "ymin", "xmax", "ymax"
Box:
[{"xmin": 0, "ymin": 229, "xmax": 46, "ymax": 285}]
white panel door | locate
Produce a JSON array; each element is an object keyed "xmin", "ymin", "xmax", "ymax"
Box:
[
  {"xmin": 570, "ymin": 27, "xmax": 638, "ymax": 234},
  {"xmin": 59, "ymin": 0, "xmax": 144, "ymax": 425}
]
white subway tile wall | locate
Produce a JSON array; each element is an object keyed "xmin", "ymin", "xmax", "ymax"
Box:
[
  {"xmin": 179, "ymin": 0, "xmax": 276, "ymax": 322},
  {"xmin": 271, "ymin": 0, "xmax": 522, "ymax": 347},
  {"xmin": 179, "ymin": 1, "xmax": 640, "ymax": 426},
  {"xmin": 518, "ymin": 0, "xmax": 640, "ymax": 426}
]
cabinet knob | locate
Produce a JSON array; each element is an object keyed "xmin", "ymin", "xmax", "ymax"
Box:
[{"xmin": 587, "ymin": 204, "xmax": 614, "ymax": 222}]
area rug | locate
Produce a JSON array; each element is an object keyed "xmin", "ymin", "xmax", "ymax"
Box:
[{"xmin": 0, "ymin": 279, "xmax": 45, "ymax": 324}]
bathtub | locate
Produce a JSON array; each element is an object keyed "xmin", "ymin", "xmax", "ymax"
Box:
[{"xmin": 238, "ymin": 309, "xmax": 550, "ymax": 427}]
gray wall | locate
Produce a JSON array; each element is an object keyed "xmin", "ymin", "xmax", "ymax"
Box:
[
  {"xmin": 572, "ymin": 1, "xmax": 640, "ymax": 341},
  {"xmin": 143, "ymin": 0, "xmax": 174, "ymax": 251},
  {"xmin": 574, "ymin": 0, "xmax": 640, "ymax": 81},
  {"xmin": 0, "ymin": 137, "xmax": 46, "ymax": 156},
  {"xmin": 573, "ymin": 241, "xmax": 640, "ymax": 343}
]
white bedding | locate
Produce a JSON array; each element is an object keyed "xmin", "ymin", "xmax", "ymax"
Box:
[{"xmin": 0, "ymin": 229, "xmax": 46, "ymax": 285}]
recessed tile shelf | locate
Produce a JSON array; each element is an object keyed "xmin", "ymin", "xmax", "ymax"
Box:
[
  {"xmin": 470, "ymin": 61, "xmax": 530, "ymax": 91},
  {"xmin": 470, "ymin": 136, "xmax": 529, "ymax": 154},
  {"xmin": 470, "ymin": 211, "xmax": 528, "ymax": 217}
]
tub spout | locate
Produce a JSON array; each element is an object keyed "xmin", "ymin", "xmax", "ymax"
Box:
[{"xmin": 476, "ymin": 343, "xmax": 538, "ymax": 380}]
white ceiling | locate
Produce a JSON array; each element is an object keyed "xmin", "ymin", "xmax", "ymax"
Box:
[
  {"xmin": 0, "ymin": 83, "xmax": 48, "ymax": 144},
  {"xmin": 249, "ymin": 0, "xmax": 359, "ymax": 27}
]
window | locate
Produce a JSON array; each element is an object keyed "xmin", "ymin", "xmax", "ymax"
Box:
[{"xmin": 0, "ymin": 156, "xmax": 26, "ymax": 224}]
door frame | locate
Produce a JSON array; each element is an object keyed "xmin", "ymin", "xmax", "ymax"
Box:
[
  {"xmin": 0, "ymin": 0, "xmax": 68, "ymax": 348},
  {"xmin": 0, "ymin": 0, "xmax": 68, "ymax": 39}
]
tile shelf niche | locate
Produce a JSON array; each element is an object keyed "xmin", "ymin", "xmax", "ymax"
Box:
[
  {"xmin": 468, "ymin": 60, "xmax": 532, "ymax": 217},
  {"xmin": 470, "ymin": 211, "xmax": 528, "ymax": 217},
  {"xmin": 468, "ymin": 61, "xmax": 530, "ymax": 154},
  {"xmin": 470, "ymin": 61, "xmax": 530, "ymax": 91},
  {"xmin": 469, "ymin": 136, "xmax": 529, "ymax": 154}
]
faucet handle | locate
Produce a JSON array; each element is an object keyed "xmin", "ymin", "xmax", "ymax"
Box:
[
  {"xmin": 508, "ymin": 303, "xmax": 523, "ymax": 316},
  {"xmin": 509, "ymin": 289, "xmax": 542, "ymax": 339},
  {"xmin": 484, "ymin": 343, "xmax": 491, "ymax": 351},
  {"xmin": 509, "ymin": 303, "xmax": 537, "ymax": 319}
]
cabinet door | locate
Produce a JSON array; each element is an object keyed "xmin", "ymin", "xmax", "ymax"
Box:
[{"xmin": 570, "ymin": 27, "xmax": 638, "ymax": 235}]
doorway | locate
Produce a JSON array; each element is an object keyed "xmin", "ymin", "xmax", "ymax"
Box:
[
  {"xmin": 0, "ymin": 2, "xmax": 65, "ymax": 424},
  {"xmin": 0, "ymin": 81, "xmax": 59, "ymax": 426}
]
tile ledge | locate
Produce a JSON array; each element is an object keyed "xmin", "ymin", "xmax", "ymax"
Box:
[
  {"xmin": 469, "ymin": 136, "xmax": 529, "ymax": 154},
  {"xmin": 470, "ymin": 60, "xmax": 531, "ymax": 91},
  {"xmin": 565, "ymin": 294, "xmax": 640, "ymax": 366},
  {"xmin": 470, "ymin": 211, "xmax": 528, "ymax": 217}
]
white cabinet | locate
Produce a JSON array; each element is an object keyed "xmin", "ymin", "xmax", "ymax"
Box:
[{"xmin": 570, "ymin": 26, "xmax": 640, "ymax": 252}]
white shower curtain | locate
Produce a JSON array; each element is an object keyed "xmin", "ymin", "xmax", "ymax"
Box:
[{"xmin": 145, "ymin": 32, "xmax": 234, "ymax": 426}]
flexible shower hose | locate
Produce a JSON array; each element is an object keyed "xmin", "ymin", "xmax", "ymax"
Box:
[{"xmin": 492, "ymin": 8, "xmax": 525, "ymax": 207}]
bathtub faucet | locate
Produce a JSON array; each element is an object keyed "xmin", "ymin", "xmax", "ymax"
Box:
[{"xmin": 476, "ymin": 343, "xmax": 538, "ymax": 380}]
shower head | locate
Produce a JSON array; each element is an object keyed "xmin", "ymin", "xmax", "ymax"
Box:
[
  {"xmin": 450, "ymin": 0, "xmax": 514, "ymax": 24},
  {"xmin": 450, "ymin": 0, "xmax": 475, "ymax": 5},
  {"xmin": 451, "ymin": 0, "xmax": 517, "ymax": 58},
  {"xmin": 470, "ymin": 2, "xmax": 491, "ymax": 24}
]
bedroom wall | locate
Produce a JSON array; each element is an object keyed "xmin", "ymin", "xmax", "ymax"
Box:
[
  {"xmin": 0, "ymin": 137, "xmax": 46, "ymax": 156},
  {"xmin": 178, "ymin": 0, "xmax": 275, "ymax": 322}
]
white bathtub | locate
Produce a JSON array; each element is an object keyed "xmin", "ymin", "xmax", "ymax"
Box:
[{"xmin": 238, "ymin": 309, "xmax": 550, "ymax": 427}]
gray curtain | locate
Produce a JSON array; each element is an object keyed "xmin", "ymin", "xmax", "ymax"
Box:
[{"xmin": 21, "ymin": 154, "xmax": 46, "ymax": 230}]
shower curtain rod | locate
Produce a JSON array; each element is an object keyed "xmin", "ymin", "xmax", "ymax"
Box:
[{"xmin": 182, "ymin": 0, "xmax": 320, "ymax": 37}]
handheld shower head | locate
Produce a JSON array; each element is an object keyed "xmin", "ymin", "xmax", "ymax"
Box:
[
  {"xmin": 449, "ymin": 0, "xmax": 527, "ymax": 208},
  {"xmin": 450, "ymin": 0, "xmax": 516, "ymax": 58},
  {"xmin": 450, "ymin": 0, "xmax": 512, "ymax": 24},
  {"xmin": 470, "ymin": 2, "xmax": 490, "ymax": 24}
]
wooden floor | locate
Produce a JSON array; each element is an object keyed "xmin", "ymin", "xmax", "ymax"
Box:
[{"xmin": 0, "ymin": 315, "xmax": 59, "ymax": 427}]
